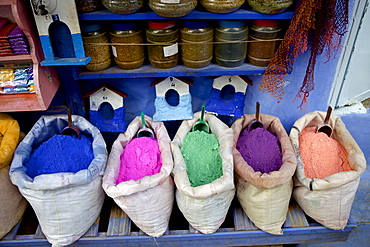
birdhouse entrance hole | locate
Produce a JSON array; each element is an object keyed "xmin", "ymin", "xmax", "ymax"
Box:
[
  {"xmin": 99, "ymin": 102, "xmax": 114, "ymax": 120},
  {"xmin": 220, "ymin": 84, "xmax": 236, "ymax": 100},
  {"xmin": 165, "ymin": 89, "xmax": 180, "ymax": 106},
  {"xmin": 49, "ymin": 21, "xmax": 76, "ymax": 58}
]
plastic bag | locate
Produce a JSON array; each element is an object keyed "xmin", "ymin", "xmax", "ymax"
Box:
[
  {"xmin": 102, "ymin": 115, "xmax": 174, "ymax": 237},
  {"xmin": 0, "ymin": 113, "xmax": 27, "ymax": 239},
  {"xmin": 9, "ymin": 114, "xmax": 107, "ymax": 246},
  {"xmin": 289, "ymin": 111, "xmax": 366, "ymax": 230},
  {"xmin": 171, "ymin": 111, "xmax": 235, "ymax": 234},
  {"xmin": 231, "ymin": 113, "xmax": 296, "ymax": 235}
]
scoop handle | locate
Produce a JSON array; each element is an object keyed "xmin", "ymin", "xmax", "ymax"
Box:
[
  {"xmin": 255, "ymin": 102, "xmax": 260, "ymax": 122},
  {"xmin": 141, "ymin": 112, "xmax": 146, "ymax": 127},
  {"xmin": 324, "ymin": 106, "xmax": 332, "ymax": 124},
  {"xmin": 67, "ymin": 108, "xmax": 72, "ymax": 128},
  {"xmin": 200, "ymin": 104, "xmax": 205, "ymax": 122}
]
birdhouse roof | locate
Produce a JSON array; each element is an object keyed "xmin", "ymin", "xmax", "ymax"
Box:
[
  {"xmin": 150, "ymin": 77, "xmax": 194, "ymax": 86},
  {"xmin": 83, "ymin": 83, "xmax": 128, "ymax": 98},
  {"xmin": 210, "ymin": 75, "xmax": 253, "ymax": 86}
]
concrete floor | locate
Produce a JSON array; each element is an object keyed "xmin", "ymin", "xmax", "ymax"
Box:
[{"xmin": 295, "ymin": 104, "xmax": 370, "ymax": 247}]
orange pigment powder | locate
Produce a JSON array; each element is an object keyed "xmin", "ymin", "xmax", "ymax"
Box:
[{"xmin": 298, "ymin": 126, "xmax": 352, "ymax": 179}]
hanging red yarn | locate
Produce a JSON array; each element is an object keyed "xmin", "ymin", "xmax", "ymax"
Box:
[{"xmin": 258, "ymin": 0, "xmax": 349, "ymax": 111}]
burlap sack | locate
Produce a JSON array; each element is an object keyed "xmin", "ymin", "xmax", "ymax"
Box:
[
  {"xmin": 289, "ymin": 111, "xmax": 366, "ymax": 230},
  {"xmin": 9, "ymin": 114, "xmax": 107, "ymax": 246},
  {"xmin": 0, "ymin": 113, "xmax": 27, "ymax": 239},
  {"xmin": 171, "ymin": 111, "xmax": 235, "ymax": 234},
  {"xmin": 102, "ymin": 115, "xmax": 174, "ymax": 237},
  {"xmin": 231, "ymin": 113, "xmax": 297, "ymax": 235}
]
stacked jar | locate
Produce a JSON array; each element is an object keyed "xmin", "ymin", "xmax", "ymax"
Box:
[
  {"xmin": 102, "ymin": 0, "xmax": 143, "ymax": 14},
  {"xmin": 180, "ymin": 20, "xmax": 213, "ymax": 68},
  {"xmin": 81, "ymin": 22, "xmax": 112, "ymax": 72},
  {"xmin": 214, "ymin": 20, "xmax": 248, "ymax": 67},
  {"xmin": 247, "ymin": 19, "xmax": 283, "ymax": 67},
  {"xmin": 75, "ymin": 0, "xmax": 102, "ymax": 13},
  {"xmin": 149, "ymin": 0, "xmax": 197, "ymax": 17},
  {"xmin": 200, "ymin": 0, "xmax": 245, "ymax": 13},
  {"xmin": 247, "ymin": 0, "xmax": 293, "ymax": 14},
  {"xmin": 146, "ymin": 20, "xmax": 179, "ymax": 69},
  {"xmin": 110, "ymin": 22, "xmax": 145, "ymax": 70}
]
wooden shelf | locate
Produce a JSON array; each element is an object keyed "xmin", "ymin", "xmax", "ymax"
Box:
[
  {"xmin": 0, "ymin": 54, "xmax": 32, "ymax": 64},
  {"xmin": 0, "ymin": 200, "xmax": 356, "ymax": 246},
  {"xmin": 78, "ymin": 63, "xmax": 266, "ymax": 80},
  {"xmin": 78, "ymin": 8, "xmax": 294, "ymax": 21},
  {"xmin": 0, "ymin": 0, "xmax": 60, "ymax": 112},
  {"xmin": 77, "ymin": 8, "xmax": 292, "ymax": 79}
]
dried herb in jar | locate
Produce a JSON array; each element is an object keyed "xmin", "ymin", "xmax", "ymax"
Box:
[
  {"xmin": 110, "ymin": 22, "xmax": 145, "ymax": 70},
  {"xmin": 146, "ymin": 20, "xmax": 179, "ymax": 69},
  {"xmin": 247, "ymin": 0, "xmax": 293, "ymax": 14},
  {"xmin": 102, "ymin": 0, "xmax": 143, "ymax": 14},
  {"xmin": 75, "ymin": 0, "xmax": 102, "ymax": 13},
  {"xmin": 200, "ymin": 0, "xmax": 245, "ymax": 13},
  {"xmin": 81, "ymin": 23, "xmax": 112, "ymax": 72},
  {"xmin": 181, "ymin": 20, "xmax": 213, "ymax": 68},
  {"xmin": 149, "ymin": 0, "xmax": 197, "ymax": 17}
]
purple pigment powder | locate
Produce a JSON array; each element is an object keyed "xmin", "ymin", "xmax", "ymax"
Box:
[
  {"xmin": 116, "ymin": 137, "xmax": 162, "ymax": 184},
  {"xmin": 236, "ymin": 127, "xmax": 282, "ymax": 173},
  {"xmin": 25, "ymin": 134, "xmax": 94, "ymax": 179}
]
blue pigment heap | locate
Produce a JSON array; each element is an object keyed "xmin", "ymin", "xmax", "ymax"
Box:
[
  {"xmin": 206, "ymin": 88, "xmax": 245, "ymax": 117},
  {"xmin": 153, "ymin": 94, "xmax": 193, "ymax": 121},
  {"xmin": 25, "ymin": 134, "xmax": 94, "ymax": 179}
]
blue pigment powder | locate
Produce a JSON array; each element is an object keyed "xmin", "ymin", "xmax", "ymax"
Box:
[
  {"xmin": 206, "ymin": 88, "xmax": 245, "ymax": 117},
  {"xmin": 25, "ymin": 134, "xmax": 94, "ymax": 179}
]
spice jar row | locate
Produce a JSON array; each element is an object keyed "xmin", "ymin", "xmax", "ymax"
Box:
[
  {"xmin": 80, "ymin": 19, "xmax": 286, "ymax": 71},
  {"xmin": 76, "ymin": 0, "xmax": 294, "ymax": 16}
]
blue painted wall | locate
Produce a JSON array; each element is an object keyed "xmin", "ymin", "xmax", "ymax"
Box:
[{"xmin": 79, "ymin": 46, "xmax": 338, "ymax": 137}]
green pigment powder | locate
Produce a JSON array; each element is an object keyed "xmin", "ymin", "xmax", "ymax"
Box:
[{"xmin": 180, "ymin": 130, "xmax": 223, "ymax": 187}]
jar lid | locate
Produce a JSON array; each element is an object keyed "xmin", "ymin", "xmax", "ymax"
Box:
[
  {"xmin": 183, "ymin": 20, "xmax": 210, "ymax": 29},
  {"xmin": 253, "ymin": 19, "xmax": 280, "ymax": 27},
  {"xmin": 80, "ymin": 23, "xmax": 104, "ymax": 33},
  {"xmin": 112, "ymin": 22, "xmax": 137, "ymax": 31},
  {"xmin": 148, "ymin": 20, "xmax": 176, "ymax": 29},
  {"xmin": 218, "ymin": 20, "xmax": 247, "ymax": 28}
]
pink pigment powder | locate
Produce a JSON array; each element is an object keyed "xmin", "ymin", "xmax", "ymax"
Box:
[
  {"xmin": 299, "ymin": 126, "xmax": 352, "ymax": 179},
  {"xmin": 236, "ymin": 127, "xmax": 282, "ymax": 173},
  {"xmin": 116, "ymin": 137, "xmax": 162, "ymax": 184}
]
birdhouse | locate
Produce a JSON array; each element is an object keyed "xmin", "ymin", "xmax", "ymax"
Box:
[
  {"xmin": 29, "ymin": 0, "xmax": 90, "ymax": 66},
  {"xmin": 205, "ymin": 75, "xmax": 252, "ymax": 117},
  {"xmin": 84, "ymin": 83, "xmax": 128, "ymax": 132},
  {"xmin": 151, "ymin": 76, "xmax": 194, "ymax": 121}
]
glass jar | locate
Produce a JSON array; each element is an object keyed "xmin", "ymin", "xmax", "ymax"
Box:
[
  {"xmin": 180, "ymin": 20, "xmax": 213, "ymax": 68},
  {"xmin": 200, "ymin": 0, "xmax": 245, "ymax": 13},
  {"xmin": 247, "ymin": 0, "xmax": 293, "ymax": 14},
  {"xmin": 247, "ymin": 19, "xmax": 283, "ymax": 66},
  {"xmin": 102, "ymin": 0, "xmax": 143, "ymax": 14},
  {"xmin": 75, "ymin": 0, "xmax": 102, "ymax": 13},
  {"xmin": 110, "ymin": 22, "xmax": 145, "ymax": 70},
  {"xmin": 146, "ymin": 20, "xmax": 179, "ymax": 69},
  {"xmin": 149, "ymin": 0, "xmax": 197, "ymax": 17},
  {"xmin": 214, "ymin": 20, "xmax": 248, "ymax": 67},
  {"xmin": 81, "ymin": 23, "xmax": 112, "ymax": 72}
]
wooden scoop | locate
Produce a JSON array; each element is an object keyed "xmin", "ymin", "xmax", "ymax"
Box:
[
  {"xmin": 316, "ymin": 106, "xmax": 333, "ymax": 137},
  {"xmin": 62, "ymin": 108, "xmax": 80, "ymax": 139},
  {"xmin": 137, "ymin": 112, "xmax": 155, "ymax": 138},
  {"xmin": 192, "ymin": 104, "xmax": 210, "ymax": 133},
  {"xmin": 247, "ymin": 102, "xmax": 264, "ymax": 131}
]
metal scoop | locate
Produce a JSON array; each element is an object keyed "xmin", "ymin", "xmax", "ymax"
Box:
[
  {"xmin": 316, "ymin": 106, "xmax": 333, "ymax": 137},
  {"xmin": 247, "ymin": 102, "xmax": 264, "ymax": 131},
  {"xmin": 137, "ymin": 112, "xmax": 155, "ymax": 138},
  {"xmin": 192, "ymin": 104, "xmax": 210, "ymax": 133},
  {"xmin": 62, "ymin": 108, "xmax": 80, "ymax": 139}
]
